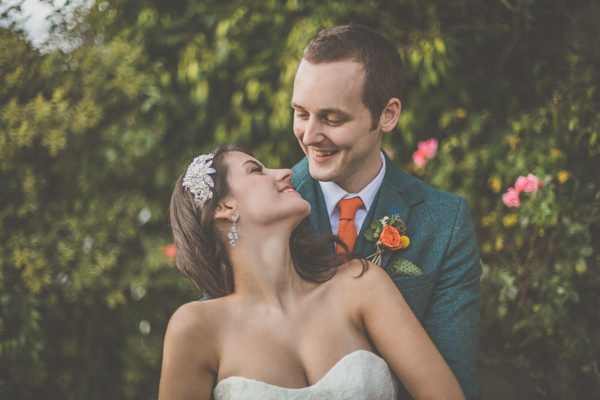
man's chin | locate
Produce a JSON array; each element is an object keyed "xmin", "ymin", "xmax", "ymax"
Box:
[{"xmin": 307, "ymin": 165, "xmax": 337, "ymax": 183}]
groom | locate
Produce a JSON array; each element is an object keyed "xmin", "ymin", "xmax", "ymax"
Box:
[{"xmin": 290, "ymin": 25, "xmax": 482, "ymax": 399}]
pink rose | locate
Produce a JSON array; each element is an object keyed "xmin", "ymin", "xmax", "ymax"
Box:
[
  {"xmin": 413, "ymin": 138, "xmax": 438, "ymax": 168},
  {"xmin": 418, "ymin": 138, "xmax": 438, "ymax": 159},
  {"xmin": 514, "ymin": 176, "xmax": 527, "ymax": 192},
  {"xmin": 524, "ymin": 173, "xmax": 540, "ymax": 194},
  {"xmin": 502, "ymin": 188, "xmax": 520, "ymax": 207},
  {"xmin": 412, "ymin": 150, "xmax": 427, "ymax": 168},
  {"xmin": 515, "ymin": 174, "xmax": 540, "ymax": 194}
]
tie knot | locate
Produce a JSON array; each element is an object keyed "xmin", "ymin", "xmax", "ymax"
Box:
[{"xmin": 337, "ymin": 197, "xmax": 364, "ymax": 220}]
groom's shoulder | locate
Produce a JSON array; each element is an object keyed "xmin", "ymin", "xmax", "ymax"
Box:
[{"xmin": 386, "ymin": 162, "xmax": 465, "ymax": 211}]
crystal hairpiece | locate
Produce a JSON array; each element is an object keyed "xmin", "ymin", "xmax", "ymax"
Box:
[{"xmin": 182, "ymin": 153, "xmax": 216, "ymax": 208}]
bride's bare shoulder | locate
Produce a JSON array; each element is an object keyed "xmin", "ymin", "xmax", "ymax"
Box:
[
  {"xmin": 162, "ymin": 297, "xmax": 233, "ymax": 375},
  {"xmin": 160, "ymin": 299, "xmax": 229, "ymax": 397},
  {"xmin": 334, "ymin": 259, "xmax": 389, "ymax": 282},
  {"xmin": 165, "ymin": 298, "xmax": 228, "ymax": 346},
  {"xmin": 329, "ymin": 259, "xmax": 392, "ymax": 294}
]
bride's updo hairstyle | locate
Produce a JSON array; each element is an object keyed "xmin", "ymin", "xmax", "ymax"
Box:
[{"xmin": 170, "ymin": 144, "xmax": 367, "ymax": 298}]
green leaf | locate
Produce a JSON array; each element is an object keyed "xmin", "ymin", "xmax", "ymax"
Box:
[
  {"xmin": 370, "ymin": 220, "xmax": 382, "ymax": 230},
  {"xmin": 364, "ymin": 229, "xmax": 377, "ymax": 242}
]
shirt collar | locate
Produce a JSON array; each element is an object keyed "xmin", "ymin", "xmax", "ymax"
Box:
[{"xmin": 319, "ymin": 151, "xmax": 387, "ymax": 217}]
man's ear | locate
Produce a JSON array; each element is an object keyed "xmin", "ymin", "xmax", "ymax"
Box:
[{"xmin": 379, "ymin": 98, "xmax": 402, "ymax": 133}]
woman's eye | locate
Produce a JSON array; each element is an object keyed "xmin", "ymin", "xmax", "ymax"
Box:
[{"xmin": 251, "ymin": 166, "xmax": 263, "ymax": 173}]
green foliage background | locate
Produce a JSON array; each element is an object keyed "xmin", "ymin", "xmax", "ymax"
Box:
[{"xmin": 1, "ymin": 0, "xmax": 598, "ymax": 399}]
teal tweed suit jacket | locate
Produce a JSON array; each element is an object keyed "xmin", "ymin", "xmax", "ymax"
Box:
[{"xmin": 291, "ymin": 153, "xmax": 482, "ymax": 400}]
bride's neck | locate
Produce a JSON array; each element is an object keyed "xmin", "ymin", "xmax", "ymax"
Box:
[{"xmin": 228, "ymin": 228, "xmax": 309, "ymax": 310}]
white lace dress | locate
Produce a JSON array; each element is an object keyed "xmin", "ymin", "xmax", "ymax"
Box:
[{"xmin": 213, "ymin": 350, "xmax": 399, "ymax": 400}]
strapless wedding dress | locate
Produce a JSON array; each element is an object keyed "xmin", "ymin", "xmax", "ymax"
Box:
[{"xmin": 213, "ymin": 349, "xmax": 399, "ymax": 399}]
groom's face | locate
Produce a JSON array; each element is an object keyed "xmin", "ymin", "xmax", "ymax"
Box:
[{"xmin": 291, "ymin": 60, "xmax": 383, "ymax": 193}]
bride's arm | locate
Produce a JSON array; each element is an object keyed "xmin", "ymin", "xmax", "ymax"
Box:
[
  {"xmin": 353, "ymin": 262, "xmax": 466, "ymax": 400},
  {"xmin": 158, "ymin": 302, "xmax": 217, "ymax": 400}
]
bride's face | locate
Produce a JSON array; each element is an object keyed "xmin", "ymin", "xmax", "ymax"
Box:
[{"xmin": 223, "ymin": 151, "xmax": 310, "ymax": 228}]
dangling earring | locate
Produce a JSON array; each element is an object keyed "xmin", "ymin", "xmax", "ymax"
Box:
[{"xmin": 228, "ymin": 215, "xmax": 239, "ymax": 246}]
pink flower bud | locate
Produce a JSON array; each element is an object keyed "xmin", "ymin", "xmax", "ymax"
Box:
[
  {"xmin": 413, "ymin": 150, "xmax": 428, "ymax": 168},
  {"xmin": 163, "ymin": 244, "xmax": 176, "ymax": 260},
  {"xmin": 418, "ymin": 138, "xmax": 438, "ymax": 159},
  {"xmin": 502, "ymin": 188, "xmax": 521, "ymax": 207}
]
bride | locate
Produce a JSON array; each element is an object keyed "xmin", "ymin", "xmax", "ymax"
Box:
[{"xmin": 158, "ymin": 144, "xmax": 465, "ymax": 400}]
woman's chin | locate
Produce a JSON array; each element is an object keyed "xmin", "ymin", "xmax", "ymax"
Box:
[
  {"xmin": 300, "ymin": 199, "xmax": 311, "ymax": 216},
  {"xmin": 276, "ymin": 206, "xmax": 310, "ymax": 232}
]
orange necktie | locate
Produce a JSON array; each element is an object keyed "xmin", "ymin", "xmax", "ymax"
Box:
[{"xmin": 336, "ymin": 197, "xmax": 364, "ymax": 253}]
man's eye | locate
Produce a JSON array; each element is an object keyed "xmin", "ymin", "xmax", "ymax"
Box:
[
  {"xmin": 295, "ymin": 111, "xmax": 309, "ymax": 119},
  {"xmin": 325, "ymin": 117, "xmax": 343, "ymax": 125}
]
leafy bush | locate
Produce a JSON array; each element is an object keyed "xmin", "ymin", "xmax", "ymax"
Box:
[
  {"xmin": 1, "ymin": 0, "xmax": 598, "ymax": 399},
  {"xmin": 0, "ymin": 27, "xmax": 194, "ymax": 399},
  {"xmin": 399, "ymin": 5, "xmax": 600, "ymax": 395}
]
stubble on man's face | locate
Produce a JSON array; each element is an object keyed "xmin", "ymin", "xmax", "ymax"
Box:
[{"xmin": 291, "ymin": 60, "xmax": 383, "ymax": 193}]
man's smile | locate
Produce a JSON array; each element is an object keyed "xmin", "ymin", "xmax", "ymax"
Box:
[{"xmin": 312, "ymin": 149, "xmax": 339, "ymax": 157}]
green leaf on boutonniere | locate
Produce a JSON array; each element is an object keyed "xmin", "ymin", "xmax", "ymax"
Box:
[
  {"xmin": 364, "ymin": 229, "xmax": 377, "ymax": 241},
  {"xmin": 370, "ymin": 220, "xmax": 383, "ymax": 231},
  {"xmin": 387, "ymin": 258, "xmax": 423, "ymax": 278}
]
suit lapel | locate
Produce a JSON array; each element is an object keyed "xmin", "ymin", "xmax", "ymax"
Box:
[
  {"xmin": 310, "ymin": 181, "xmax": 332, "ymax": 237},
  {"xmin": 292, "ymin": 159, "xmax": 332, "ymax": 238},
  {"xmin": 354, "ymin": 153, "xmax": 424, "ymax": 270},
  {"xmin": 353, "ymin": 173, "xmax": 410, "ymax": 263}
]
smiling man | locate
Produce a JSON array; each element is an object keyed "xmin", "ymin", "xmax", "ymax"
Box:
[
  {"xmin": 291, "ymin": 59, "xmax": 391, "ymax": 194},
  {"xmin": 291, "ymin": 25, "xmax": 482, "ymax": 399}
]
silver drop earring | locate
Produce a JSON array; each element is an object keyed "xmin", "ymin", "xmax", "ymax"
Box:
[{"xmin": 227, "ymin": 215, "xmax": 239, "ymax": 246}]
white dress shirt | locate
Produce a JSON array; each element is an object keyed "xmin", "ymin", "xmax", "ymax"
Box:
[{"xmin": 319, "ymin": 151, "xmax": 386, "ymax": 236}]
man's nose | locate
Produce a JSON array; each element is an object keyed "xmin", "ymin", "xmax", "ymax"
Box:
[{"xmin": 299, "ymin": 117, "xmax": 323, "ymax": 146}]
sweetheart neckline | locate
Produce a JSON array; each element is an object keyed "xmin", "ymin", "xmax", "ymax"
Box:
[{"xmin": 214, "ymin": 349, "xmax": 387, "ymax": 392}]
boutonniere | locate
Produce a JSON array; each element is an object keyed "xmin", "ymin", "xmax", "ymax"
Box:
[{"xmin": 364, "ymin": 209, "xmax": 423, "ymax": 277}]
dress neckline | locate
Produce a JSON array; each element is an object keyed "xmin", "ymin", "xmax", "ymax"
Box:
[{"xmin": 214, "ymin": 349, "xmax": 386, "ymax": 392}]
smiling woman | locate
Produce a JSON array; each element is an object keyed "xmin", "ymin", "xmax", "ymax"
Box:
[
  {"xmin": 168, "ymin": 144, "xmax": 363, "ymax": 298},
  {"xmin": 159, "ymin": 144, "xmax": 466, "ymax": 400}
]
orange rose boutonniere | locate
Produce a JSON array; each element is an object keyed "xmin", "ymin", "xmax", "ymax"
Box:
[
  {"xmin": 365, "ymin": 212, "xmax": 422, "ymax": 277},
  {"xmin": 380, "ymin": 225, "xmax": 409, "ymax": 250}
]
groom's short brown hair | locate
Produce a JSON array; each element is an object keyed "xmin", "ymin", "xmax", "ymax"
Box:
[{"xmin": 300, "ymin": 24, "xmax": 404, "ymax": 129}]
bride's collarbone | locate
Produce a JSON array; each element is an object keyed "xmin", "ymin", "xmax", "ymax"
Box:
[{"xmin": 217, "ymin": 292, "xmax": 357, "ymax": 347}]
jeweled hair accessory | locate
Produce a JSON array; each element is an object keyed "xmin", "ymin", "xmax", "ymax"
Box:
[{"xmin": 182, "ymin": 153, "xmax": 216, "ymax": 208}]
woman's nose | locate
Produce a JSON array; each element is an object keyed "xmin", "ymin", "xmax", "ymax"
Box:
[{"xmin": 276, "ymin": 168, "xmax": 293, "ymax": 183}]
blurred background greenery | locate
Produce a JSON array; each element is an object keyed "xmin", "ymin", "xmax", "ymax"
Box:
[{"xmin": 1, "ymin": 0, "xmax": 598, "ymax": 399}]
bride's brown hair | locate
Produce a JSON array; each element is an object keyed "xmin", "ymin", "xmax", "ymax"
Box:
[{"xmin": 170, "ymin": 144, "xmax": 367, "ymax": 298}]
